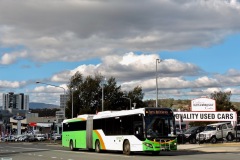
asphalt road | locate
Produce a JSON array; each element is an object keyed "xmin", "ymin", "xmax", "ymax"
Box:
[{"xmin": 0, "ymin": 142, "xmax": 240, "ymax": 160}]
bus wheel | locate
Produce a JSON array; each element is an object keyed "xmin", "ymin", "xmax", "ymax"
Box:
[
  {"xmin": 123, "ymin": 140, "xmax": 131, "ymax": 155},
  {"xmin": 70, "ymin": 140, "xmax": 75, "ymax": 151},
  {"xmin": 95, "ymin": 140, "xmax": 101, "ymax": 153}
]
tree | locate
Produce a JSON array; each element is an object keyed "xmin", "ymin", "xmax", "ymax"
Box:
[
  {"xmin": 102, "ymin": 77, "xmax": 125, "ymax": 111},
  {"xmin": 126, "ymin": 86, "xmax": 145, "ymax": 109},
  {"xmin": 65, "ymin": 72, "xmax": 145, "ymax": 118},
  {"xmin": 210, "ymin": 91, "xmax": 235, "ymax": 111},
  {"xmin": 159, "ymin": 98, "xmax": 174, "ymax": 108},
  {"xmin": 66, "ymin": 71, "xmax": 84, "ymax": 117}
]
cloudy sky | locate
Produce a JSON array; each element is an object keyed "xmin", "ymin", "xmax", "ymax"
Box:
[{"xmin": 1, "ymin": 0, "xmax": 240, "ymax": 106}]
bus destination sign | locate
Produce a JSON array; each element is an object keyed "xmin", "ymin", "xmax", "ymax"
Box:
[{"xmin": 145, "ymin": 109, "xmax": 172, "ymax": 115}]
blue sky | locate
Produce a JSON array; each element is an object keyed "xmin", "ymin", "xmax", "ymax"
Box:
[
  {"xmin": 162, "ymin": 34, "xmax": 240, "ymax": 73},
  {"xmin": 1, "ymin": 0, "xmax": 240, "ymax": 106}
]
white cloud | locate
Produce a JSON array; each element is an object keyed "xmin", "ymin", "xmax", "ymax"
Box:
[
  {"xmin": 0, "ymin": 0, "xmax": 240, "ymax": 63},
  {"xmin": 50, "ymin": 52, "xmax": 202, "ymax": 83},
  {"xmin": 33, "ymin": 55, "xmax": 240, "ymax": 104},
  {"xmin": 0, "ymin": 51, "xmax": 27, "ymax": 65},
  {"xmin": 0, "ymin": 80, "xmax": 26, "ymax": 88},
  {"xmin": 1, "ymin": 0, "xmax": 240, "ymax": 104},
  {"xmin": 34, "ymin": 85, "xmax": 66, "ymax": 94}
]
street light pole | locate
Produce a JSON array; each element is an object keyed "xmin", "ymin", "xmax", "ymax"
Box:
[
  {"xmin": 122, "ymin": 96, "xmax": 131, "ymax": 110},
  {"xmin": 36, "ymin": 81, "xmax": 66, "ymax": 118},
  {"xmin": 71, "ymin": 87, "xmax": 77, "ymax": 118},
  {"xmin": 156, "ymin": 59, "xmax": 162, "ymax": 108},
  {"xmin": 101, "ymin": 77, "xmax": 106, "ymax": 111},
  {"xmin": 71, "ymin": 88, "xmax": 73, "ymax": 118}
]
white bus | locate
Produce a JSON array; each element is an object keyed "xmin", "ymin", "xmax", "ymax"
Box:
[{"xmin": 62, "ymin": 107, "xmax": 177, "ymax": 155}]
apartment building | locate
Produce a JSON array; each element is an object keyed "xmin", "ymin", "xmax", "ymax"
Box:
[{"xmin": 2, "ymin": 92, "xmax": 29, "ymax": 110}]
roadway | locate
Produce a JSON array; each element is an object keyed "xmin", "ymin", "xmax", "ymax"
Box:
[{"xmin": 0, "ymin": 142, "xmax": 240, "ymax": 160}]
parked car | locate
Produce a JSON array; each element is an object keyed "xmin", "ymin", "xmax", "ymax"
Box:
[
  {"xmin": 176, "ymin": 128, "xmax": 187, "ymax": 144},
  {"xmin": 177, "ymin": 133, "xmax": 186, "ymax": 144},
  {"xmin": 0, "ymin": 136, "xmax": 5, "ymax": 142},
  {"xmin": 5, "ymin": 135, "xmax": 16, "ymax": 142},
  {"xmin": 234, "ymin": 124, "xmax": 240, "ymax": 141},
  {"xmin": 184, "ymin": 126, "xmax": 205, "ymax": 144},
  {"xmin": 196, "ymin": 122, "xmax": 235, "ymax": 144},
  {"xmin": 35, "ymin": 134, "xmax": 46, "ymax": 141},
  {"xmin": 18, "ymin": 135, "xmax": 36, "ymax": 142},
  {"xmin": 14, "ymin": 135, "xmax": 24, "ymax": 142},
  {"xmin": 18, "ymin": 135, "xmax": 29, "ymax": 142},
  {"xmin": 51, "ymin": 133, "xmax": 62, "ymax": 140}
]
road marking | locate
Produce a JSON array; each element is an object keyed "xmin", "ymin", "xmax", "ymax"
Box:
[
  {"xmin": 4, "ymin": 146, "xmax": 47, "ymax": 151},
  {"xmin": 2, "ymin": 146, "xmax": 134, "ymax": 158},
  {"xmin": 51, "ymin": 150, "xmax": 134, "ymax": 158}
]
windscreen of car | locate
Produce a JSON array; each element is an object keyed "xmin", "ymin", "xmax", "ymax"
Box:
[
  {"xmin": 184, "ymin": 127, "xmax": 199, "ymax": 134},
  {"xmin": 204, "ymin": 125, "xmax": 217, "ymax": 131}
]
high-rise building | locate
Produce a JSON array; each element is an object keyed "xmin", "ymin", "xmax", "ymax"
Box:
[
  {"xmin": 60, "ymin": 94, "xmax": 69, "ymax": 118},
  {"xmin": 2, "ymin": 92, "xmax": 29, "ymax": 110}
]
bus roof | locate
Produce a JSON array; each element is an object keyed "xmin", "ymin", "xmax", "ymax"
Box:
[{"xmin": 63, "ymin": 107, "xmax": 173, "ymax": 123}]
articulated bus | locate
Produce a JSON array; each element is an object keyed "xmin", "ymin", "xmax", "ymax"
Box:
[{"xmin": 62, "ymin": 107, "xmax": 177, "ymax": 155}]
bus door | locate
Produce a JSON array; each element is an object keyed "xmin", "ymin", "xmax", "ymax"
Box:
[
  {"xmin": 134, "ymin": 121, "xmax": 144, "ymax": 140},
  {"xmin": 86, "ymin": 116, "xmax": 93, "ymax": 149}
]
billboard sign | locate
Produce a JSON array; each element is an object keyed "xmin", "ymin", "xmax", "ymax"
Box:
[
  {"xmin": 191, "ymin": 97, "xmax": 216, "ymax": 111},
  {"xmin": 174, "ymin": 111, "xmax": 237, "ymax": 122}
]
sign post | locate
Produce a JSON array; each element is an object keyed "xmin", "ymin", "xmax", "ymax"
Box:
[{"xmin": 12, "ymin": 115, "xmax": 26, "ymax": 135}]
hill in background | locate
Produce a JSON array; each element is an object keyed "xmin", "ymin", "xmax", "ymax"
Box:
[{"xmin": 29, "ymin": 102, "xmax": 59, "ymax": 109}]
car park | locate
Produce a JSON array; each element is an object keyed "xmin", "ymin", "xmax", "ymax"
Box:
[{"xmin": 196, "ymin": 122, "xmax": 235, "ymax": 144}]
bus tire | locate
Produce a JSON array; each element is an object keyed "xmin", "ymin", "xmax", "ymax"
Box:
[
  {"xmin": 123, "ymin": 140, "xmax": 131, "ymax": 155},
  {"xmin": 70, "ymin": 140, "xmax": 76, "ymax": 151},
  {"xmin": 95, "ymin": 140, "xmax": 101, "ymax": 153}
]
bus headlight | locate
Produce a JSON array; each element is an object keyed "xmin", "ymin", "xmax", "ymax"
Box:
[{"xmin": 143, "ymin": 142, "xmax": 153, "ymax": 148}]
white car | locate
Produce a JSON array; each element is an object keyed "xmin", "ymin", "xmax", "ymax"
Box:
[
  {"xmin": 196, "ymin": 122, "xmax": 235, "ymax": 143},
  {"xmin": 35, "ymin": 134, "xmax": 46, "ymax": 141},
  {"xmin": 51, "ymin": 134, "xmax": 61, "ymax": 140}
]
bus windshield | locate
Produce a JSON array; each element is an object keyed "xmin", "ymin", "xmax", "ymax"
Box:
[{"xmin": 145, "ymin": 116, "xmax": 174, "ymax": 139}]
